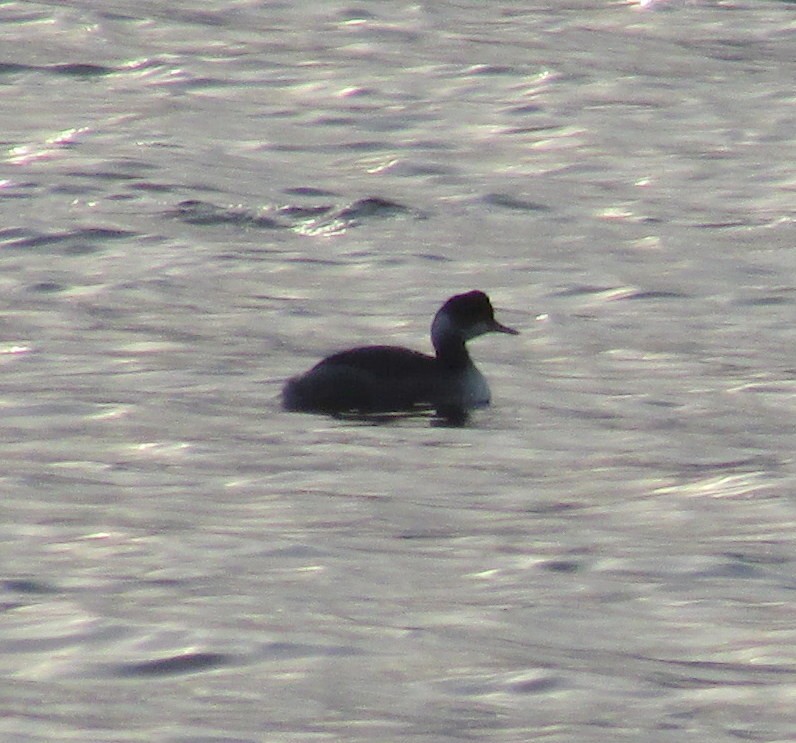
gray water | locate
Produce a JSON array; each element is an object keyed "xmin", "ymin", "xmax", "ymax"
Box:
[{"xmin": 2, "ymin": 1, "xmax": 796, "ymax": 741}]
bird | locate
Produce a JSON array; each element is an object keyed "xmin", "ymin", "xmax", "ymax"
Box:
[{"xmin": 282, "ymin": 290, "xmax": 518, "ymax": 420}]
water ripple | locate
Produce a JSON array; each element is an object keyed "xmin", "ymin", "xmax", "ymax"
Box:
[
  {"xmin": 112, "ymin": 651, "xmax": 233, "ymax": 678},
  {"xmin": 169, "ymin": 196, "xmax": 422, "ymax": 235},
  {"xmin": 0, "ymin": 227, "xmax": 136, "ymax": 254},
  {"xmin": 169, "ymin": 200, "xmax": 284, "ymax": 228},
  {"xmin": 0, "ymin": 62, "xmax": 114, "ymax": 77}
]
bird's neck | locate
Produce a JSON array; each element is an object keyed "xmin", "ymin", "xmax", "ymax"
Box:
[{"xmin": 433, "ymin": 334, "xmax": 471, "ymax": 370}]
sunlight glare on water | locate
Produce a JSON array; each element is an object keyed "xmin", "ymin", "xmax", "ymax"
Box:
[{"xmin": 1, "ymin": 1, "xmax": 795, "ymax": 741}]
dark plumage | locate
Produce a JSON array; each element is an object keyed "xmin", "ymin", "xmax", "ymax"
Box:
[{"xmin": 282, "ymin": 291, "xmax": 518, "ymax": 416}]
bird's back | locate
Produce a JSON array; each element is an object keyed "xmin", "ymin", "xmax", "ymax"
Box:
[{"xmin": 282, "ymin": 345, "xmax": 441, "ymax": 413}]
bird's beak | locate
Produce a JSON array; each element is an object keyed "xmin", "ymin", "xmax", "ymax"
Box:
[{"xmin": 491, "ymin": 319, "xmax": 519, "ymax": 335}]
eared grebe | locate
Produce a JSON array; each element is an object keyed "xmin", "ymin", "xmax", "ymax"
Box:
[{"xmin": 282, "ymin": 290, "xmax": 518, "ymax": 417}]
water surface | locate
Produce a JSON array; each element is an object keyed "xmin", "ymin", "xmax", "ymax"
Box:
[{"xmin": 1, "ymin": 1, "xmax": 795, "ymax": 741}]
